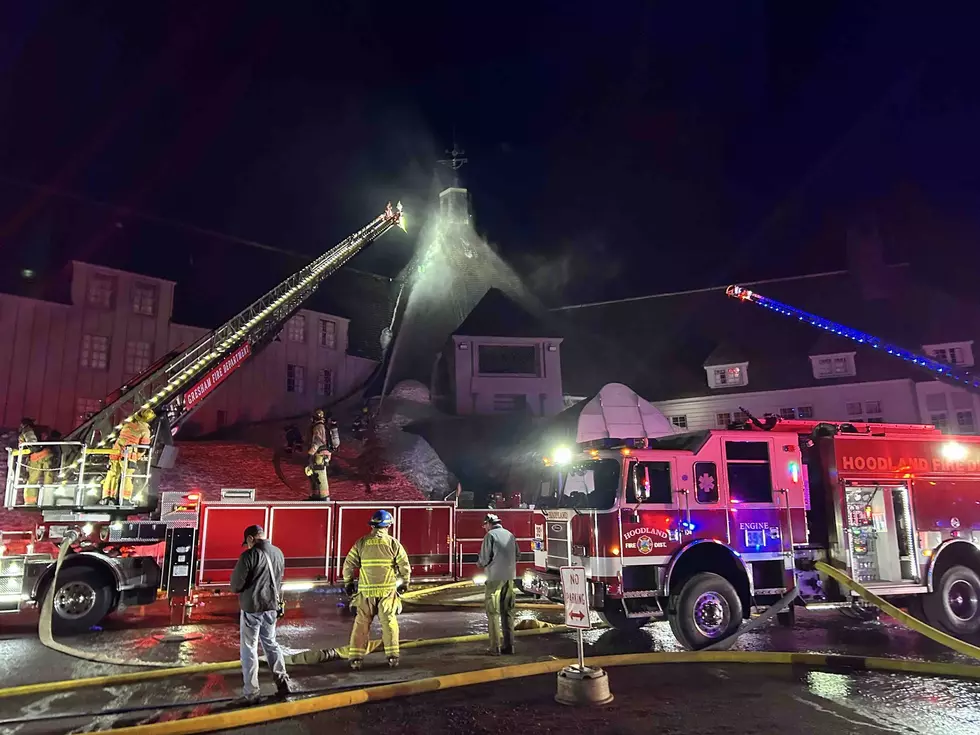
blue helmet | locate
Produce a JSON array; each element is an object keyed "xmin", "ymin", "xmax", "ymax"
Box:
[{"xmin": 370, "ymin": 509, "xmax": 393, "ymax": 528}]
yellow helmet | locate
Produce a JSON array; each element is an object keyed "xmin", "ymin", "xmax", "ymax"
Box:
[
  {"xmin": 136, "ymin": 408, "xmax": 156, "ymax": 423},
  {"xmin": 312, "ymin": 409, "xmax": 325, "ymax": 422}
]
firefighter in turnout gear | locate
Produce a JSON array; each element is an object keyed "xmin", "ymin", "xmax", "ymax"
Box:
[
  {"xmin": 18, "ymin": 418, "xmax": 53, "ymax": 505},
  {"xmin": 342, "ymin": 510, "xmax": 411, "ymax": 670},
  {"xmin": 305, "ymin": 409, "xmax": 338, "ymax": 500},
  {"xmin": 477, "ymin": 513, "xmax": 518, "ymax": 655},
  {"xmin": 101, "ymin": 408, "xmax": 154, "ymax": 504}
]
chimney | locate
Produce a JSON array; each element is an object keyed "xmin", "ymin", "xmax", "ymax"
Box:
[{"xmin": 846, "ymin": 218, "xmax": 890, "ymax": 301}]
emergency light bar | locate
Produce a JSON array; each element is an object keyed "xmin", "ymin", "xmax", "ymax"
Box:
[{"xmin": 726, "ymin": 285, "xmax": 980, "ymax": 392}]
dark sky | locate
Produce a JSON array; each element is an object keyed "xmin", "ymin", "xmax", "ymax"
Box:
[{"xmin": 2, "ymin": 1, "xmax": 980, "ymax": 311}]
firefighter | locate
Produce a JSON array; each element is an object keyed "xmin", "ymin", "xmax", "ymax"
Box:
[
  {"xmin": 101, "ymin": 408, "xmax": 154, "ymax": 504},
  {"xmin": 305, "ymin": 409, "xmax": 335, "ymax": 501},
  {"xmin": 477, "ymin": 513, "xmax": 518, "ymax": 655},
  {"xmin": 18, "ymin": 418, "xmax": 52, "ymax": 505},
  {"xmin": 342, "ymin": 509, "xmax": 411, "ymax": 670}
]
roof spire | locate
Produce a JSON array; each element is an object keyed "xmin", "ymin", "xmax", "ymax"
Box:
[{"xmin": 437, "ymin": 128, "xmax": 468, "ymax": 186}]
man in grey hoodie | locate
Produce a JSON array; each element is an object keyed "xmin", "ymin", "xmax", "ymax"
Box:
[{"xmin": 476, "ymin": 513, "xmax": 518, "ymax": 655}]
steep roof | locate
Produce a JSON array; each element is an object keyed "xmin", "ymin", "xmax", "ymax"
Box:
[
  {"xmin": 554, "ymin": 266, "xmax": 980, "ymax": 401},
  {"xmin": 453, "ymin": 287, "xmax": 556, "ymax": 339}
]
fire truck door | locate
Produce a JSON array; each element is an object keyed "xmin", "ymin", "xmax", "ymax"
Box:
[
  {"xmin": 198, "ymin": 505, "xmax": 269, "ymax": 587},
  {"xmin": 723, "ymin": 439, "xmax": 789, "ymax": 559},
  {"xmin": 396, "ymin": 504, "xmax": 454, "ymax": 580}
]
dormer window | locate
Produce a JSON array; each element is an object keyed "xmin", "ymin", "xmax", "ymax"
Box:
[
  {"xmin": 706, "ymin": 363, "xmax": 748, "ymax": 389},
  {"xmin": 923, "ymin": 341, "xmax": 974, "ymax": 368},
  {"xmin": 810, "ymin": 352, "xmax": 856, "ymax": 379}
]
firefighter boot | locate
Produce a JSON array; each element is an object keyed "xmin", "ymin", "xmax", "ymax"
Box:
[{"xmin": 350, "ymin": 659, "xmax": 363, "ymax": 671}]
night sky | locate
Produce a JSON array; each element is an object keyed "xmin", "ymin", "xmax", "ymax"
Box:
[{"xmin": 2, "ymin": 1, "xmax": 980, "ymax": 313}]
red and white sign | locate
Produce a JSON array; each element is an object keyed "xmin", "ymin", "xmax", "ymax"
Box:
[
  {"xmin": 560, "ymin": 566, "xmax": 591, "ymax": 630},
  {"xmin": 183, "ymin": 342, "xmax": 252, "ymax": 410}
]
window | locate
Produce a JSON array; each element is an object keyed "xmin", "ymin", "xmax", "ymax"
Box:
[
  {"xmin": 812, "ymin": 353, "xmax": 856, "ymax": 379},
  {"xmin": 732, "ymin": 410, "xmax": 749, "ymax": 424},
  {"xmin": 716, "ymin": 412, "xmax": 732, "ymax": 428},
  {"xmin": 317, "ymin": 368, "xmax": 333, "ymax": 397},
  {"xmin": 845, "ymin": 401, "xmax": 863, "ymax": 417},
  {"xmin": 288, "ymin": 315, "xmax": 306, "ymax": 343},
  {"xmin": 286, "ymin": 364, "xmax": 305, "ymax": 393},
  {"xmin": 778, "ymin": 406, "xmax": 815, "ymax": 420},
  {"xmin": 725, "ymin": 441, "xmax": 773, "ymax": 504},
  {"xmin": 670, "ymin": 415, "xmax": 688, "ymax": 429},
  {"xmin": 778, "ymin": 407, "xmax": 796, "ymax": 420},
  {"xmin": 493, "ymin": 394, "xmax": 529, "ymax": 412},
  {"xmin": 708, "ymin": 364, "xmax": 746, "ymax": 388},
  {"xmin": 957, "ymin": 411, "xmax": 976, "ymax": 434},
  {"xmin": 479, "ymin": 345, "xmax": 540, "ymax": 375},
  {"xmin": 80, "ymin": 334, "xmax": 109, "ymax": 370},
  {"xmin": 932, "ymin": 413, "xmax": 950, "ymax": 433},
  {"xmin": 76, "ymin": 397, "xmax": 101, "ymax": 421},
  {"xmin": 627, "ymin": 461, "xmax": 673, "ymax": 504},
  {"xmin": 132, "ymin": 283, "xmax": 157, "ymax": 316},
  {"xmin": 124, "ymin": 341, "xmax": 152, "ymax": 376},
  {"xmin": 865, "ymin": 400, "xmax": 882, "ymax": 415},
  {"xmin": 694, "ymin": 461, "xmax": 719, "ymax": 504},
  {"xmin": 319, "ymin": 319, "xmax": 337, "ymax": 349},
  {"xmin": 924, "ymin": 342, "xmax": 975, "ymax": 368},
  {"xmin": 87, "ymin": 274, "xmax": 116, "ymax": 309},
  {"xmin": 797, "ymin": 406, "xmax": 814, "ymax": 419}
]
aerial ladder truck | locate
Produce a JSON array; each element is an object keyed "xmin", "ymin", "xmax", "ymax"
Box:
[{"xmin": 0, "ymin": 203, "xmax": 403, "ymax": 631}]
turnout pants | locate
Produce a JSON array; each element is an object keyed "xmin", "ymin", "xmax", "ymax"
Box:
[
  {"xmin": 348, "ymin": 592, "xmax": 401, "ymax": 660},
  {"xmin": 22, "ymin": 457, "xmax": 53, "ymax": 505},
  {"xmin": 485, "ymin": 580, "xmax": 516, "ymax": 653},
  {"xmin": 102, "ymin": 459, "xmax": 137, "ymax": 502},
  {"xmin": 309, "ymin": 456, "xmax": 329, "ymax": 499}
]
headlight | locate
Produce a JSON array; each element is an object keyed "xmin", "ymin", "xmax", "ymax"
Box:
[{"xmin": 473, "ymin": 574, "xmax": 487, "ymax": 586}]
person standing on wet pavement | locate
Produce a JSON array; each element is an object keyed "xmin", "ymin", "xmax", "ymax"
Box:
[
  {"xmin": 230, "ymin": 524, "xmax": 293, "ymax": 702},
  {"xmin": 477, "ymin": 512, "xmax": 517, "ymax": 655}
]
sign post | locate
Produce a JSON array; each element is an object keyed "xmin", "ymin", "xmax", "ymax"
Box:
[{"xmin": 556, "ymin": 566, "xmax": 613, "ymax": 706}]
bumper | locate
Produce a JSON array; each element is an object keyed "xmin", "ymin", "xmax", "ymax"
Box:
[{"xmin": 522, "ymin": 569, "xmax": 563, "ymax": 602}]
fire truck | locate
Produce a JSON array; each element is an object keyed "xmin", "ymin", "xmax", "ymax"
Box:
[{"xmin": 1, "ymin": 203, "xmax": 406, "ymax": 631}]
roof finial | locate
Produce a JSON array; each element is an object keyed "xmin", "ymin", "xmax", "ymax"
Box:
[{"xmin": 437, "ymin": 127, "xmax": 468, "ymax": 186}]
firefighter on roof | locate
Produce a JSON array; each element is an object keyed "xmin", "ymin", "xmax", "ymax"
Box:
[
  {"xmin": 342, "ymin": 509, "xmax": 411, "ymax": 670},
  {"xmin": 18, "ymin": 418, "xmax": 52, "ymax": 505},
  {"xmin": 305, "ymin": 409, "xmax": 338, "ymax": 500},
  {"xmin": 101, "ymin": 408, "xmax": 154, "ymax": 504}
]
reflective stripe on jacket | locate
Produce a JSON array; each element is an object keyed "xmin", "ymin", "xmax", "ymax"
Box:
[
  {"xmin": 19, "ymin": 429, "xmax": 51, "ymax": 463},
  {"xmin": 342, "ymin": 529, "xmax": 411, "ymax": 598},
  {"xmin": 110, "ymin": 421, "xmax": 151, "ymax": 461}
]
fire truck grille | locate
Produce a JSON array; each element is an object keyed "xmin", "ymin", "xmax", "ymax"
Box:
[{"xmin": 547, "ymin": 539, "xmax": 569, "ymax": 568}]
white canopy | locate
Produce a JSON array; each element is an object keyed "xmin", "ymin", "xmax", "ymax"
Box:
[{"xmin": 573, "ymin": 383, "xmax": 678, "ymax": 444}]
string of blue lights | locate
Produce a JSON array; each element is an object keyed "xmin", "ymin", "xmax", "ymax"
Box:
[{"xmin": 725, "ymin": 285, "xmax": 980, "ymax": 392}]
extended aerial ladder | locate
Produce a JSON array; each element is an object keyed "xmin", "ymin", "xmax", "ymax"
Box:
[
  {"xmin": 4, "ymin": 203, "xmax": 405, "ymax": 517},
  {"xmin": 726, "ymin": 284, "xmax": 980, "ymax": 394}
]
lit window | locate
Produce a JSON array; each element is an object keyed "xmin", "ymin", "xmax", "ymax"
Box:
[
  {"xmin": 132, "ymin": 284, "xmax": 157, "ymax": 316},
  {"xmin": 76, "ymin": 397, "xmax": 102, "ymax": 422},
  {"xmin": 709, "ymin": 364, "xmax": 747, "ymax": 388},
  {"xmin": 80, "ymin": 334, "xmax": 110, "ymax": 370},
  {"xmin": 797, "ymin": 406, "xmax": 814, "ymax": 419},
  {"xmin": 317, "ymin": 369, "xmax": 333, "ymax": 397},
  {"xmin": 286, "ymin": 364, "xmax": 305, "ymax": 393},
  {"xmin": 124, "ymin": 341, "xmax": 152, "ymax": 376},
  {"xmin": 716, "ymin": 412, "xmax": 732, "ymax": 428},
  {"xmin": 845, "ymin": 401, "xmax": 863, "ymax": 417},
  {"xmin": 319, "ymin": 319, "xmax": 337, "ymax": 349},
  {"xmin": 87, "ymin": 274, "xmax": 116, "ymax": 309},
  {"xmin": 670, "ymin": 415, "xmax": 688, "ymax": 429},
  {"xmin": 813, "ymin": 353, "xmax": 856, "ymax": 379},
  {"xmin": 288, "ymin": 315, "xmax": 306, "ymax": 343},
  {"xmin": 957, "ymin": 410, "xmax": 976, "ymax": 434}
]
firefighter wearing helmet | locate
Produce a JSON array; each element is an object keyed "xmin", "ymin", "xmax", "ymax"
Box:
[
  {"xmin": 477, "ymin": 512, "xmax": 518, "ymax": 655},
  {"xmin": 17, "ymin": 418, "xmax": 52, "ymax": 505},
  {"xmin": 342, "ymin": 509, "xmax": 411, "ymax": 670},
  {"xmin": 101, "ymin": 408, "xmax": 155, "ymax": 505},
  {"xmin": 306, "ymin": 409, "xmax": 338, "ymax": 501}
]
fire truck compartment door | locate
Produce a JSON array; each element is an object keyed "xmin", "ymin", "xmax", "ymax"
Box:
[
  {"xmin": 335, "ymin": 505, "xmax": 396, "ymax": 581},
  {"xmin": 269, "ymin": 505, "xmax": 332, "ymax": 582},
  {"xmin": 396, "ymin": 504, "xmax": 454, "ymax": 580},
  {"xmin": 198, "ymin": 505, "xmax": 269, "ymax": 586}
]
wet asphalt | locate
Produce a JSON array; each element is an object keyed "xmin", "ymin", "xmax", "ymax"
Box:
[{"xmin": 1, "ymin": 588, "xmax": 980, "ymax": 734}]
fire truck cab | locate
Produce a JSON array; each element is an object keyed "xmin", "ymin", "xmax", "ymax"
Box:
[{"xmin": 521, "ymin": 409, "xmax": 980, "ymax": 650}]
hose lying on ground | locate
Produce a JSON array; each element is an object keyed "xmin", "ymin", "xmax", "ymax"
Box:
[{"xmin": 703, "ymin": 586, "xmax": 801, "ymax": 651}]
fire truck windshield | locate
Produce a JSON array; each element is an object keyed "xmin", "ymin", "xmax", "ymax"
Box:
[{"xmin": 533, "ymin": 459, "xmax": 621, "ymax": 510}]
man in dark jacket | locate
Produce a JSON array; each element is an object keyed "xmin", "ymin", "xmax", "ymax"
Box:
[{"xmin": 230, "ymin": 525, "xmax": 292, "ymax": 701}]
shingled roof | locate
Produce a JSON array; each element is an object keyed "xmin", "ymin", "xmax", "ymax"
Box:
[
  {"xmin": 454, "ymin": 287, "xmax": 558, "ymax": 339},
  {"xmin": 554, "ymin": 265, "xmax": 980, "ymax": 401}
]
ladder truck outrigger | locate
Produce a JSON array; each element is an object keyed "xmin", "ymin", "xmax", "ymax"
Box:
[
  {"xmin": 520, "ymin": 284, "xmax": 980, "ymax": 649},
  {"xmin": 1, "ymin": 203, "xmax": 404, "ymax": 632}
]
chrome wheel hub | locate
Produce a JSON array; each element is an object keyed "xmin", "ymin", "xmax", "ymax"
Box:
[
  {"xmin": 948, "ymin": 579, "xmax": 979, "ymax": 622},
  {"xmin": 693, "ymin": 591, "xmax": 728, "ymax": 638},
  {"xmin": 54, "ymin": 581, "xmax": 96, "ymax": 619}
]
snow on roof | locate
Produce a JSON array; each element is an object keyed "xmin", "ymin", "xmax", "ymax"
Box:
[{"xmin": 572, "ymin": 383, "xmax": 678, "ymax": 443}]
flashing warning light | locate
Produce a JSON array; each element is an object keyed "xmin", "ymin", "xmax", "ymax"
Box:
[
  {"xmin": 726, "ymin": 285, "xmax": 980, "ymax": 389},
  {"xmin": 609, "ymin": 545, "xmax": 621, "ymax": 556},
  {"xmin": 185, "ymin": 493, "xmax": 201, "ymax": 502},
  {"xmin": 553, "ymin": 446, "xmax": 573, "ymax": 465},
  {"xmin": 942, "ymin": 442, "xmax": 968, "ymax": 461},
  {"xmin": 589, "ymin": 449, "xmax": 600, "ymax": 458},
  {"xmin": 621, "ymin": 447, "xmax": 631, "ymax": 456},
  {"xmin": 789, "ymin": 461, "xmax": 800, "ymax": 483}
]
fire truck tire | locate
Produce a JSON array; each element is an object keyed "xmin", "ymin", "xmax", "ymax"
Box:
[
  {"xmin": 49, "ymin": 567, "xmax": 115, "ymax": 635},
  {"xmin": 671, "ymin": 572, "xmax": 743, "ymax": 650},
  {"xmin": 597, "ymin": 604, "xmax": 650, "ymax": 631},
  {"xmin": 922, "ymin": 565, "xmax": 980, "ymax": 637}
]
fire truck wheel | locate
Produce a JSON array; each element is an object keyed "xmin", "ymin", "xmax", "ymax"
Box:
[
  {"xmin": 50, "ymin": 567, "xmax": 115, "ymax": 635},
  {"xmin": 672, "ymin": 572, "xmax": 743, "ymax": 650},
  {"xmin": 923, "ymin": 564, "xmax": 980, "ymax": 637}
]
